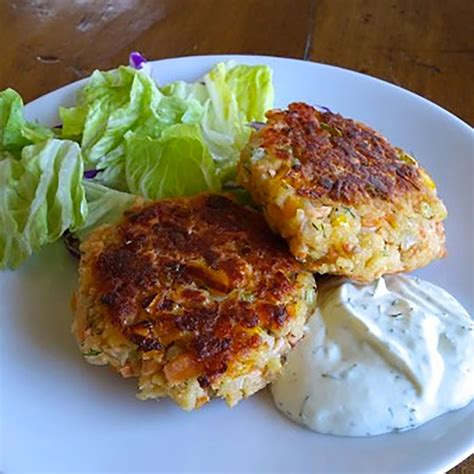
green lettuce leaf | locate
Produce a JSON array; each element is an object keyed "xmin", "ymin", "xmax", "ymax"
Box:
[
  {"xmin": 0, "ymin": 139, "xmax": 87, "ymax": 269},
  {"xmin": 0, "ymin": 88, "xmax": 53, "ymax": 157},
  {"xmin": 60, "ymin": 66, "xmax": 204, "ymax": 189},
  {"xmin": 0, "ymin": 61, "xmax": 274, "ymax": 271},
  {"xmin": 74, "ymin": 181, "xmax": 139, "ymax": 242},
  {"xmin": 61, "ymin": 62, "xmax": 273, "ymax": 192},
  {"xmin": 125, "ymin": 123, "xmax": 220, "ymax": 199},
  {"xmin": 163, "ymin": 62, "xmax": 274, "ymax": 182}
]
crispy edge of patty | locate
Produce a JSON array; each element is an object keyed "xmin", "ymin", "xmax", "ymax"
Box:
[
  {"xmin": 72, "ymin": 194, "xmax": 317, "ymax": 409},
  {"xmin": 237, "ymin": 103, "xmax": 447, "ymax": 282}
]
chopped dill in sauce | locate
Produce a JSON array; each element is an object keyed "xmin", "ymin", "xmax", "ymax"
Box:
[{"xmin": 271, "ymin": 275, "xmax": 474, "ymax": 437}]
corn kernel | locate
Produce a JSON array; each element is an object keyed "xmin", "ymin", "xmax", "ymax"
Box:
[
  {"xmin": 331, "ymin": 214, "xmax": 349, "ymax": 227},
  {"xmin": 419, "ymin": 170, "xmax": 436, "ymax": 190}
]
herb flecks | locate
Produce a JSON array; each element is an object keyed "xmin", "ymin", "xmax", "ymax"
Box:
[
  {"xmin": 321, "ymin": 373, "xmax": 340, "ymax": 380},
  {"xmin": 240, "ymin": 292, "xmax": 256, "ymax": 303},
  {"xmin": 320, "ymin": 122, "xmax": 343, "ymax": 137},
  {"xmin": 299, "ymin": 394, "xmax": 310, "ymax": 419},
  {"xmin": 342, "ymin": 206, "xmax": 356, "ymax": 218},
  {"xmin": 84, "ymin": 348, "xmax": 102, "ymax": 357},
  {"xmin": 321, "ymin": 363, "xmax": 357, "ymax": 381}
]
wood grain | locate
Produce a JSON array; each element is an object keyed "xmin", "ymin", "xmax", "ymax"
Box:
[
  {"xmin": 309, "ymin": 0, "xmax": 474, "ymax": 124},
  {"xmin": 0, "ymin": 0, "xmax": 312, "ymax": 103},
  {"xmin": 0, "ymin": 0, "xmax": 472, "ymax": 471}
]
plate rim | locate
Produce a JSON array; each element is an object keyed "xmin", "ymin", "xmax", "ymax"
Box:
[{"xmin": 17, "ymin": 53, "xmax": 474, "ymax": 473}]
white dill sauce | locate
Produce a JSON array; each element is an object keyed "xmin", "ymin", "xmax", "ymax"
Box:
[{"xmin": 271, "ymin": 275, "xmax": 474, "ymax": 436}]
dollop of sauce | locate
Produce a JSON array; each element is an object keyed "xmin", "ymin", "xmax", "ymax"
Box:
[{"xmin": 271, "ymin": 275, "xmax": 474, "ymax": 436}]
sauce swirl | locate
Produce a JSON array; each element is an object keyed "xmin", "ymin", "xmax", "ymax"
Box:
[{"xmin": 271, "ymin": 275, "xmax": 473, "ymax": 436}]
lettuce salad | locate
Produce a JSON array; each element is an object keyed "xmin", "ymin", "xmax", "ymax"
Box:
[{"xmin": 0, "ymin": 54, "xmax": 274, "ymax": 269}]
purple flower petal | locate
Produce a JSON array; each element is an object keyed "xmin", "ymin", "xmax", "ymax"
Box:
[
  {"xmin": 315, "ymin": 104, "xmax": 332, "ymax": 113},
  {"xmin": 63, "ymin": 232, "xmax": 81, "ymax": 259},
  {"xmin": 129, "ymin": 51, "xmax": 147, "ymax": 70},
  {"xmin": 248, "ymin": 121, "xmax": 265, "ymax": 131},
  {"xmin": 83, "ymin": 168, "xmax": 102, "ymax": 179}
]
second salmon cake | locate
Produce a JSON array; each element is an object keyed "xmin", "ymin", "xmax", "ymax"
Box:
[{"xmin": 238, "ymin": 103, "xmax": 447, "ymax": 282}]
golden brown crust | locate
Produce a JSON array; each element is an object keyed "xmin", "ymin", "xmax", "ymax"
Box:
[
  {"xmin": 237, "ymin": 102, "xmax": 447, "ymax": 282},
  {"xmin": 81, "ymin": 193, "xmax": 312, "ymax": 386},
  {"xmin": 254, "ymin": 102, "xmax": 423, "ymax": 204}
]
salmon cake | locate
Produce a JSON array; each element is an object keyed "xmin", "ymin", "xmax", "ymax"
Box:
[
  {"xmin": 72, "ymin": 193, "xmax": 316, "ymax": 410},
  {"xmin": 238, "ymin": 102, "xmax": 447, "ymax": 282}
]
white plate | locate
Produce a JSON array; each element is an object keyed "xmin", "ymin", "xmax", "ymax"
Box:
[{"xmin": 1, "ymin": 55, "xmax": 473, "ymax": 473}]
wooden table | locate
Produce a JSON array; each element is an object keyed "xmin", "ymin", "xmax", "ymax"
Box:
[
  {"xmin": 1, "ymin": 0, "xmax": 472, "ymax": 125},
  {"xmin": 0, "ymin": 0, "xmax": 472, "ymax": 472}
]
